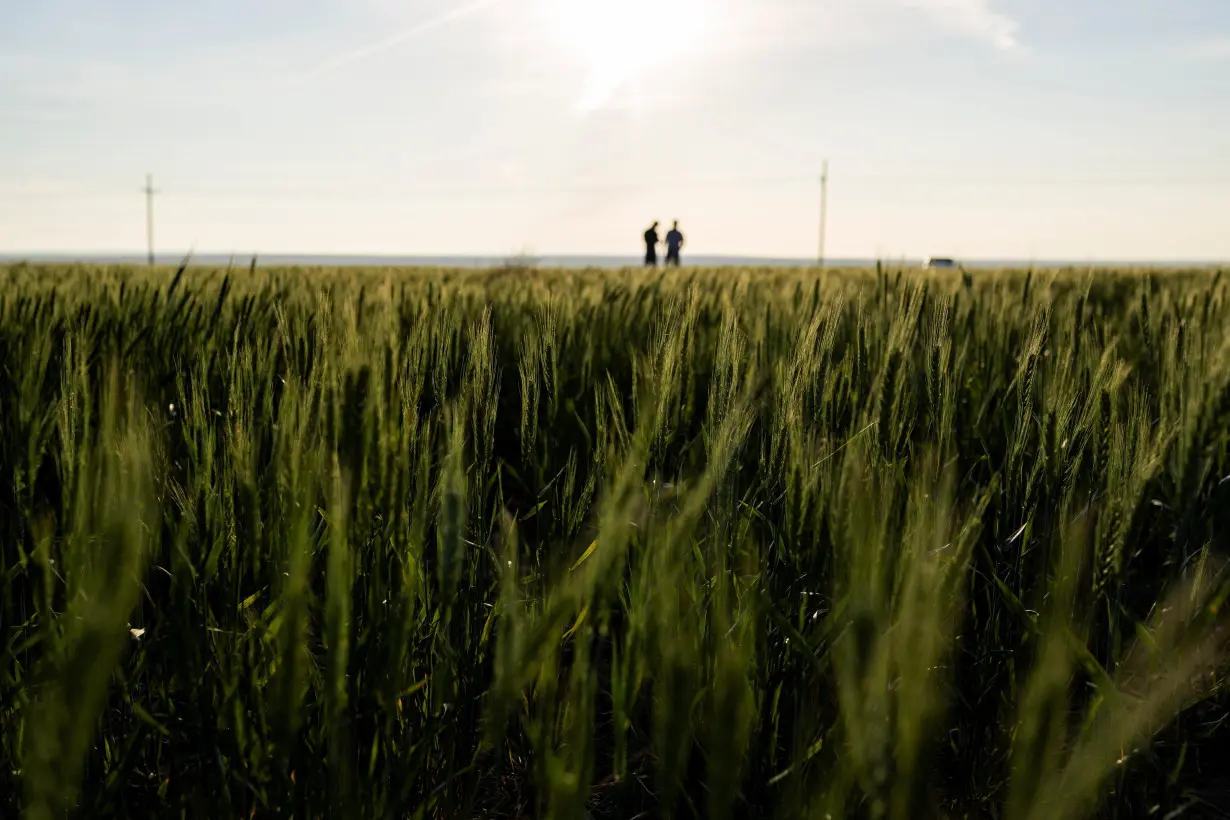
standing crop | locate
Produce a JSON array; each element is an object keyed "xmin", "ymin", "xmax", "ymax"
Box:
[{"xmin": 1, "ymin": 262, "xmax": 1227, "ymax": 818}]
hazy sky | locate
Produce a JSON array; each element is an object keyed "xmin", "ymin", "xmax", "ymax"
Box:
[{"xmin": 2, "ymin": 0, "xmax": 1229, "ymax": 259}]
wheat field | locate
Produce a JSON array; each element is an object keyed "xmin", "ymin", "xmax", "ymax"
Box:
[{"xmin": 1, "ymin": 262, "xmax": 1227, "ymax": 819}]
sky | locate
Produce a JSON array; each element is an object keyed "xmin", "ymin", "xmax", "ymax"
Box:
[{"xmin": 1, "ymin": 0, "xmax": 1229, "ymax": 260}]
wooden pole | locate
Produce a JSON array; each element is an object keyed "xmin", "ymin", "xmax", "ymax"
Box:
[
  {"xmin": 142, "ymin": 174, "xmax": 159, "ymax": 267},
  {"xmin": 819, "ymin": 160, "xmax": 829, "ymax": 267}
]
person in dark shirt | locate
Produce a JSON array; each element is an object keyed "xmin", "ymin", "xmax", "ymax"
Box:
[
  {"xmin": 665, "ymin": 221, "xmax": 684, "ymax": 267},
  {"xmin": 644, "ymin": 222, "xmax": 660, "ymax": 266}
]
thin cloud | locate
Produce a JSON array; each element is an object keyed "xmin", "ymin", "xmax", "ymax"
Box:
[
  {"xmin": 900, "ymin": 0, "xmax": 1025, "ymax": 52},
  {"xmin": 0, "ymin": 178, "xmax": 95, "ymax": 198},
  {"xmin": 713, "ymin": 0, "xmax": 1025, "ymax": 56},
  {"xmin": 3, "ymin": 106, "xmax": 78, "ymax": 124},
  {"xmin": 1186, "ymin": 37, "xmax": 1230, "ymax": 60},
  {"xmin": 300, "ymin": 0, "xmax": 505, "ymax": 80}
]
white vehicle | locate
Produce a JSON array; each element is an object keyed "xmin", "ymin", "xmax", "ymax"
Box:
[{"xmin": 923, "ymin": 257, "xmax": 958, "ymax": 269}]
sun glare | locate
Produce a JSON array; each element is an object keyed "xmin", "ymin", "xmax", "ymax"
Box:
[{"xmin": 541, "ymin": 0, "xmax": 711, "ymax": 111}]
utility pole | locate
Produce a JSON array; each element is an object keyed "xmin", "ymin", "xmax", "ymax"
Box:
[
  {"xmin": 818, "ymin": 160, "xmax": 829, "ymax": 268},
  {"xmin": 142, "ymin": 174, "xmax": 159, "ymax": 267}
]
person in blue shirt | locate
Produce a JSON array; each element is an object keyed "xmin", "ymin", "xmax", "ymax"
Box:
[
  {"xmin": 665, "ymin": 221, "xmax": 684, "ymax": 267},
  {"xmin": 644, "ymin": 221, "xmax": 660, "ymax": 266}
]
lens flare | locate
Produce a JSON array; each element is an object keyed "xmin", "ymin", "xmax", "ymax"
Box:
[{"xmin": 541, "ymin": 0, "xmax": 711, "ymax": 111}]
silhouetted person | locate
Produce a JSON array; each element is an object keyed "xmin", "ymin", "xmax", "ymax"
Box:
[
  {"xmin": 665, "ymin": 221, "xmax": 684, "ymax": 267},
  {"xmin": 644, "ymin": 222, "xmax": 660, "ymax": 266}
]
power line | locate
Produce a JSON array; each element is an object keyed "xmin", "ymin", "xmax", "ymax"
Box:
[
  {"xmin": 2, "ymin": 173, "xmax": 1228, "ymax": 203},
  {"xmin": 155, "ymin": 176, "xmax": 1230, "ymax": 198}
]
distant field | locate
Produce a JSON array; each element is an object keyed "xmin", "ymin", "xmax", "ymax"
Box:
[{"xmin": 1, "ymin": 263, "xmax": 1227, "ymax": 819}]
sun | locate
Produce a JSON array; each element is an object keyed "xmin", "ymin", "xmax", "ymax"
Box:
[{"xmin": 540, "ymin": 0, "xmax": 712, "ymax": 111}]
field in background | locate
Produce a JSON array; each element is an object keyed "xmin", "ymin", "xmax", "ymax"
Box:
[{"xmin": 1, "ymin": 263, "xmax": 1228, "ymax": 819}]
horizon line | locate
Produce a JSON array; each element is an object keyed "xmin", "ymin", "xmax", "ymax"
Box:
[{"xmin": 2, "ymin": 251, "xmax": 1227, "ymax": 265}]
